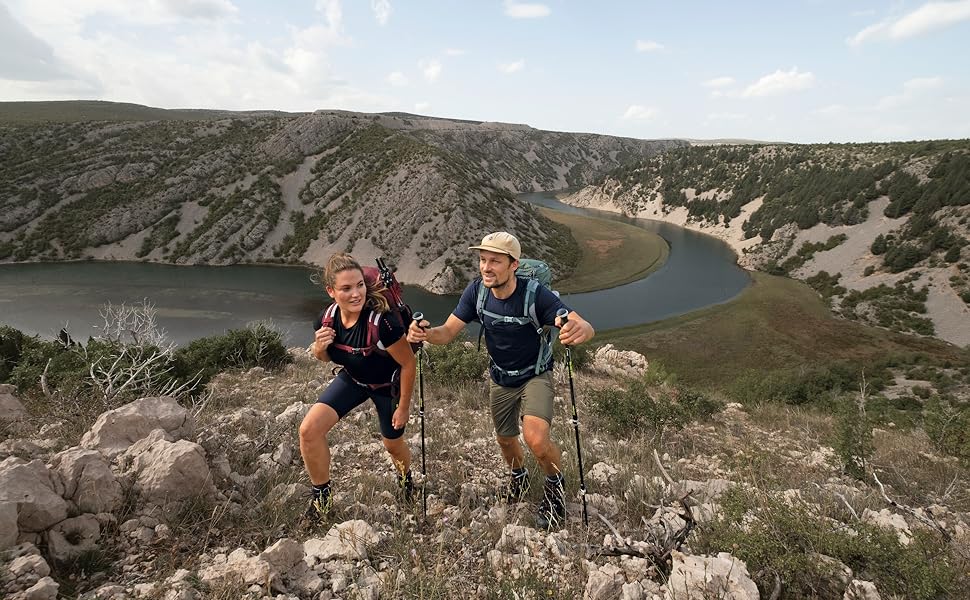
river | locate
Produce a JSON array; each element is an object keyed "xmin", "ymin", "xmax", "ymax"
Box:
[{"xmin": 0, "ymin": 192, "xmax": 749, "ymax": 346}]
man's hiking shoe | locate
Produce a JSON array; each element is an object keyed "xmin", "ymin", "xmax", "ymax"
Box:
[
  {"xmin": 535, "ymin": 477, "xmax": 566, "ymax": 530},
  {"xmin": 399, "ymin": 471, "xmax": 415, "ymax": 503},
  {"xmin": 504, "ymin": 468, "xmax": 530, "ymax": 504},
  {"xmin": 303, "ymin": 488, "xmax": 332, "ymax": 524}
]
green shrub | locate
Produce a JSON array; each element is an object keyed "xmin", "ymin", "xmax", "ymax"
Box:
[
  {"xmin": 7, "ymin": 336, "xmax": 87, "ymax": 395},
  {"xmin": 0, "ymin": 325, "xmax": 29, "ymax": 382},
  {"xmin": 834, "ymin": 395, "xmax": 873, "ymax": 479},
  {"xmin": 924, "ymin": 398, "xmax": 970, "ymax": 461},
  {"xmin": 172, "ymin": 323, "xmax": 291, "ymax": 387},
  {"xmin": 695, "ymin": 488, "xmax": 957, "ymax": 600},
  {"xmin": 422, "ymin": 341, "xmax": 488, "ymax": 386},
  {"xmin": 587, "ymin": 372, "xmax": 721, "ymax": 440}
]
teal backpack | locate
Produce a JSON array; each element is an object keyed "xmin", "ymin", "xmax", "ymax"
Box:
[{"xmin": 476, "ymin": 258, "xmax": 558, "ymax": 378}]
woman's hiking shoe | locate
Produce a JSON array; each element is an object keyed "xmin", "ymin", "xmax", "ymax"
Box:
[
  {"xmin": 535, "ymin": 477, "xmax": 566, "ymax": 529},
  {"xmin": 399, "ymin": 471, "xmax": 415, "ymax": 503},
  {"xmin": 303, "ymin": 487, "xmax": 332, "ymax": 524},
  {"xmin": 504, "ymin": 468, "xmax": 530, "ymax": 503}
]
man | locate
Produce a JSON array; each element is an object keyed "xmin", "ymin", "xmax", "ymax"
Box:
[{"xmin": 408, "ymin": 231, "xmax": 594, "ymax": 528}]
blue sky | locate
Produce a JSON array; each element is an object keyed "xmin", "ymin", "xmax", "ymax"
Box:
[{"xmin": 2, "ymin": 0, "xmax": 969, "ymax": 143}]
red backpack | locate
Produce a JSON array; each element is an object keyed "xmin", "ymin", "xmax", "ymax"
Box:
[{"xmin": 321, "ymin": 258, "xmax": 417, "ymax": 358}]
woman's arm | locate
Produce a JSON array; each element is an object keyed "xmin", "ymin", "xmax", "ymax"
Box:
[{"xmin": 385, "ymin": 336, "xmax": 416, "ymax": 429}]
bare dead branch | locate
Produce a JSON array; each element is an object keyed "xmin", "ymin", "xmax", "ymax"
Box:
[{"xmin": 870, "ymin": 469, "xmax": 951, "ymax": 542}]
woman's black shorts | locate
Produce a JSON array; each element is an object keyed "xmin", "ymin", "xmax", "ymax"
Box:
[{"xmin": 316, "ymin": 370, "xmax": 404, "ymax": 439}]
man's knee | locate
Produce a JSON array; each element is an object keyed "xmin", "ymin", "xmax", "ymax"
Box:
[
  {"xmin": 521, "ymin": 422, "xmax": 551, "ymax": 453},
  {"xmin": 496, "ymin": 435, "xmax": 519, "ymax": 450}
]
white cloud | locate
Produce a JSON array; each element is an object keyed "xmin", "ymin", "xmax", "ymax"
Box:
[
  {"xmin": 703, "ymin": 76, "xmax": 735, "ymax": 88},
  {"xmin": 635, "ymin": 39, "xmax": 663, "ymax": 52},
  {"xmin": 315, "ymin": 0, "xmax": 343, "ymax": 32},
  {"xmin": 876, "ymin": 76, "xmax": 944, "ymax": 110},
  {"xmin": 386, "ymin": 71, "xmax": 407, "ymax": 86},
  {"xmin": 415, "ymin": 101, "xmax": 430, "ymax": 112},
  {"xmin": 706, "ymin": 112, "xmax": 746, "ymax": 121},
  {"xmin": 0, "ymin": 3, "xmax": 81, "ymax": 81},
  {"xmin": 848, "ymin": 0, "xmax": 970, "ymax": 45},
  {"xmin": 157, "ymin": 0, "xmax": 238, "ymax": 21},
  {"xmin": 813, "ymin": 104, "xmax": 849, "ymax": 116},
  {"xmin": 444, "ymin": 48, "xmax": 465, "ymax": 56},
  {"xmin": 741, "ymin": 68, "xmax": 815, "ymax": 97},
  {"xmin": 419, "ymin": 58, "xmax": 441, "ymax": 82},
  {"xmin": 499, "ymin": 59, "xmax": 525, "ymax": 73},
  {"xmin": 372, "ymin": 0, "xmax": 391, "ymax": 25},
  {"xmin": 622, "ymin": 105, "xmax": 658, "ymax": 120},
  {"xmin": 503, "ymin": 1, "xmax": 550, "ymax": 18}
]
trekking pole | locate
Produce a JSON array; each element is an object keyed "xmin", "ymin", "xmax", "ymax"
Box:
[
  {"xmin": 557, "ymin": 308, "xmax": 588, "ymax": 527},
  {"xmin": 412, "ymin": 312, "xmax": 428, "ymax": 521}
]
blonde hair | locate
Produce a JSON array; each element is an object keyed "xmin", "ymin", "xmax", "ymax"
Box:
[{"xmin": 322, "ymin": 253, "xmax": 390, "ymax": 313}]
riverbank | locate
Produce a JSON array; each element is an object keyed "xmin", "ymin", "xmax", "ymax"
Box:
[
  {"xmin": 538, "ymin": 207, "xmax": 668, "ymax": 293},
  {"xmin": 597, "ymin": 271, "xmax": 970, "ymax": 392}
]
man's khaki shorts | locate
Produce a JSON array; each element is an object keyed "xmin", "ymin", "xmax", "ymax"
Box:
[{"xmin": 490, "ymin": 370, "xmax": 554, "ymax": 437}]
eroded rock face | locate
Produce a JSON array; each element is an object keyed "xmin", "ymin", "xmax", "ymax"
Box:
[
  {"xmin": 81, "ymin": 397, "xmax": 194, "ymax": 459},
  {"xmin": 592, "ymin": 344, "xmax": 649, "ymax": 379},
  {"xmin": 50, "ymin": 448, "xmax": 123, "ymax": 514},
  {"xmin": 304, "ymin": 520, "xmax": 380, "ymax": 562},
  {"xmin": 0, "ymin": 458, "xmax": 67, "ymax": 533}
]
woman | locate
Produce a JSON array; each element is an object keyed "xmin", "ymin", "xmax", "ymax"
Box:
[{"xmin": 299, "ymin": 253, "xmax": 416, "ymax": 522}]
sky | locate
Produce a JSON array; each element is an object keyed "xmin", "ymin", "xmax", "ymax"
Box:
[{"xmin": 1, "ymin": 0, "xmax": 969, "ymax": 143}]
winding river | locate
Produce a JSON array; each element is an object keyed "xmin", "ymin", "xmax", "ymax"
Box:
[{"xmin": 0, "ymin": 192, "xmax": 749, "ymax": 346}]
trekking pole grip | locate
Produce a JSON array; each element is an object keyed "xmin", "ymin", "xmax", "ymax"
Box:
[
  {"xmin": 556, "ymin": 308, "xmax": 569, "ymax": 326},
  {"xmin": 412, "ymin": 312, "xmax": 426, "ymax": 329}
]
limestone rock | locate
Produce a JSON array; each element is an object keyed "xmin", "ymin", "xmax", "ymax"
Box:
[
  {"xmin": 666, "ymin": 551, "xmax": 759, "ymax": 600},
  {"xmin": 588, "ymin": 462, "xmax": 619, "ymax": 487},
  {"xmin": 130, "ymin": 439, "xmax": 217, "ymax": 507},
  {"xmin": 304, "ymin": 520, "xmax": 380, "ymax": 561},
  {"xmin": 592, "ymin": 344, "xmax": 648, "ymax": 378},
  {"xmin": 844, "ymin": 579, "xmax": 882, "ymax": 600},
  {"xmin": 18, "ymin": 576, "xmax": 59, "ymax": 600},
  {"xmin": 45, "ymin": 515, "xmax": 101, "ymax": 564},
  {"xmin": 584, "ymin": 563, "xmax": 625, "ymax": 600},
  {"xmin": 0, "ymin": 457, "xmax": 68, "ymax": 532},
  {"xmin": 81, "ymin": 397, "xmax": 194, "ymax": 459},
  {"xmin": 50, "ymin": 448, "xmax": 123, "ymax": 514},
  {"xmin": 1, "ymin": 500, "xmax": 18, "ymax": 549},
  {"xmin": 862, "ymin": 508, "xmax": 912, "ymax": 545}
]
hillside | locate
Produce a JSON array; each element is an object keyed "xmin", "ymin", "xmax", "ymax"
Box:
[
  {"xmin": 0, "ymin": 102, "xmax": 684, "ymax": 292},
  {"xmin": 1, "ymin": 324, "xmax": 968, "ymax": 599},
  {"xmin": 561, "ymin": 141, "xmax": 970, "ymax": 346}
]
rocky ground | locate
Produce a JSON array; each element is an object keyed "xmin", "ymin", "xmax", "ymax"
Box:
[{"xmin": 1, "ymin": 345, "xmax": 969, "ymax": 599}]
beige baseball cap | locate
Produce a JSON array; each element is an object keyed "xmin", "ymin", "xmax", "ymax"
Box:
[{"xmin": 469, "ymin": 231, "xmax": 521, "ymax": 260}]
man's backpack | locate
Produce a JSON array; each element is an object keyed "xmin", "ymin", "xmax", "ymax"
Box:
[
  {"xmin": 321, "ymin": 257, "xmax": 417, "ymax": 358},
  {"xmin": 476, "ymin": 258, "xmax": 558, "ymax": 378}
]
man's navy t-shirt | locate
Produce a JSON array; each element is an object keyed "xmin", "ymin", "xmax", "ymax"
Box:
[{"xmin": 453, "ymin": 277, "xmax": 569, "ymax": 387}]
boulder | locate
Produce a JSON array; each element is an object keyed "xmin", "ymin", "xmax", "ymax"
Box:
[
  {"xmin": 0, "ymin": 458, "xmax": 67, "ymax": 532},
  {"xmin": 862, "ymin": 508, "xmax": 911, "ymax": 545},
  {"xmin": 592, "ymin": 344, "xmax": 648, "ymax": 378},
  {"xmin": 45, "ymin": 514, "xmax": 101, "ymax": 564},
  {"xmin": 584, "ymin": 563, "xmax": 625, "ymax": 600},
  {"xmin": 844, "ymin": 580, "xmax": 882, "ymax": 600},
  {"xmin": 130, "ymin": 439, "xmax": 217, "ymax": 507},
  {"xmin": 50, "ymin": 448, "xmax": 123, "ymax": 514},
  {"xmin": 18, "ymin": 576, "xmax": 59, "ymax": 600},
  {"xmin": 666, "ymin": 551, "xmax": 759, "ymax": 600},
  {"xmin": 81, "ymin": 397, "xmax": 194, "ymax": 459},
  {"xmin": 1, "ymin": 501, "xmax": 18, "ymax": 549},
  {"xmin": 587, "ymin": 462, "xmax": 619, "ymax": 487},
  {"xmin": 304, "ymin": 520, "xmax": 380, "ymax": 561}
]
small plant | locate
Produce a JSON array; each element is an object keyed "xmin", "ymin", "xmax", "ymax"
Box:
[{"xmin": 834, "ymin": 379, "xmax": 873, "ymax": 480}]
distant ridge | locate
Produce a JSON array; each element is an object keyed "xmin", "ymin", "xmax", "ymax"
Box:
[{"xmin": 0, "ymin": 100, "xmax": 300, "ymax": 124}]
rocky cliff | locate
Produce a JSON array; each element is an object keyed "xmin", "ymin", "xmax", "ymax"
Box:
[
  {"xmin": 561, "ymin": 142, "xmax": 970, "ymax": 346},
  {"xmin": 0, "ymin": 103, "xmax": 684, "ymax": 293}
]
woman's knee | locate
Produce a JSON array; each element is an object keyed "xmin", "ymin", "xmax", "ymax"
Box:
[{"xmin": 300, "ymin": 407, "xmax": 335, "ymax": 441}]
